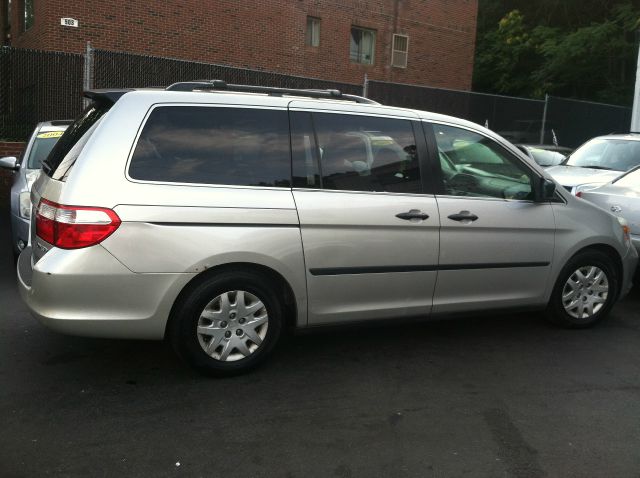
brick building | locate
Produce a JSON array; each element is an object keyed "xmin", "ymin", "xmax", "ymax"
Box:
[{"xmin": 2, "ymin": 0, "xmax": 478, "ymax": 90}]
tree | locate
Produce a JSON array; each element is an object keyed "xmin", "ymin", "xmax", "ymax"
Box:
[{"xmin": 473, "ymin": 0, "xmax": 640, "ymax": 105}]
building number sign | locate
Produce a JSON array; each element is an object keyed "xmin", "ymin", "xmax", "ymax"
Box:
[{"xmin": 60, "ymin": 18, "xmax": 79, "ymax": 28}]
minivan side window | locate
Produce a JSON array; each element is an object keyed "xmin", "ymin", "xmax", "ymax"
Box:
[
  {"xmin": 291, "ymin": 112, "xmax": 421, "ymax": 194},
  {"xmin": 129, "ymin": 106, "xmax": 291, "ymax": 187},
  {"xmin": 433, "ymin": 124, "xmax": 534, "ymax": 200}
]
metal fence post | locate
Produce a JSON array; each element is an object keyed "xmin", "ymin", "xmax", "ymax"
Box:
[
  {"xmin": 539, "ymin": 93, "xmax": 549, "ymax": 144},
  {"xmin": 83, "ymin": 42, "xmax": 94, "ymax": 106},
  {"xmin": 363, "ymin": 73, "xmax": 368, "ymax": 98}
]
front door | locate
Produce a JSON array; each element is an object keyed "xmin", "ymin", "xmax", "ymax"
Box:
[
  {"xmin": 427, "ymin": 122, "xmax": 555, "ymax": 314},
  {"xmin": 289, "ymin": 107, "xmax": 440, "ymax": 325}
]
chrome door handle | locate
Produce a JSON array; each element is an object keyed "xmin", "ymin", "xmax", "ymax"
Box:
[
  {"xmin": 396, "ymin": 210, "xmax": 430, "ymax": 221},
  {"xmin": 447, "ymin": 211, "xmax": 478, "ymax": 222}
]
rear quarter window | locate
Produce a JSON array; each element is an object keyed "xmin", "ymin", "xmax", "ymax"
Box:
[
  {"xmin": 128, "ymin": 106, "xmax": 291, "ymax": 187},
  {"xmin": 43, "ymin": 103, "xmax": 110, "ymax": 180}
]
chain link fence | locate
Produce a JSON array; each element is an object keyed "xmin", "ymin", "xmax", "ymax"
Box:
[
  {"xmin": 0, "ymin": 47, "xmax": 84, "ymax": 141},
  {"xmin": 0, "ymin": 46, "xmax": 633, "ymax": 150},
  {"xmin": 546, "ymin": 96, "xmax": 632, "ymax": 148},
  {"xmin": 93, "ymin": 49, "xmax": 363, "ymax": 94},
  {"xmin": 367, "ymin": 81, "xmax": 632, "ymax": 148},
  {"xmin": 367, "ymin": 80, "xmax": 546, "ymax": 139}
]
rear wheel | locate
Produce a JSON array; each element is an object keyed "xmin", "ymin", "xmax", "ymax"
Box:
[
  {"xmin": 546, "ymin": 250, "xmax": 619, "ymax": 328},
  {"xmin": 170, "ymin": 270, "xmax": 283, "ymax": 376}
]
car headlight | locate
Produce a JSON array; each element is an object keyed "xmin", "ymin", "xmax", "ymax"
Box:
[
  {"xmin": 19, "ymin": 191, "xmax": 31, "ymax": 219},
  {"xmin": 574, "ymin": 183, "xmax": 602, "ymax": 197}
]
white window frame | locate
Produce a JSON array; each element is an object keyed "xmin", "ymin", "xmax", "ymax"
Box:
[
  {"xmin": 391, "ymin": 34, "xmax": 409, "ymax": 68},
  {"xmin": 306, "ymin": 16, "xmax": 320, "ymax": 47}
]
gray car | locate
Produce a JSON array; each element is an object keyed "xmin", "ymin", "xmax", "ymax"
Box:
[
  {"xmin": 579, "ymin": 166, "xmax": 640, "ymax": 255},
  {"xmin": 16, "ymin": 82, "xmax": 638, "ymax": 376},
  {"xmin": 547, "ymin": 134, "xmax": 640, "ymax": 194},
  {"xmin": 0, "ymin": 120, "xmax": 71, "ymax": 256}
]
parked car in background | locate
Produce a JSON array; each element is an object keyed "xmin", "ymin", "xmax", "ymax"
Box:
[
  {"xmin": 516, "ymin": 144, "xmax": 573, "ymax": 168},
  {"xmin": 546, "ymin": 134, "xmax": 640, "ymax": 194},
  {"xmin": 0, "ymin": 120, "xmax": 71, "ymax": 256},
  {"xmin": 16, "ymin": 82, "xmax": 637, "ymax": 376},
  {"xmin": 578, "ymin": 165, "xmax": 640, "ymax": 255}
]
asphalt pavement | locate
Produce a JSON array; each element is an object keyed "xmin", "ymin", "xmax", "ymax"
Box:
[{"xmin": 2, "ymin": 208, "xmax": 640, "ymax": 478}]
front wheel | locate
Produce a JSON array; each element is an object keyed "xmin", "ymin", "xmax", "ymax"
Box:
[
  {"xmin": 545, "ymin": 250, "xmax": 619, "ymax": 328},
  {"xmin": 169, "ymin": 270, "xmax": 283, "ymax": 376}
]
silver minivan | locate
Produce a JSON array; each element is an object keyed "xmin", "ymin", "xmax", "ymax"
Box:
[
  {"xmin": 0, "ymin": 121, "xmax": 71, "ymax": 257},
  {"xmin": 16, "ymin": 82, "xmax": 638, "ymax": 375}
]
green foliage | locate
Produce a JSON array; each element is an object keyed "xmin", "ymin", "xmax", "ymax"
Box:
[{"xmin": 473, "ymin": 0, "xmax": 640, "ymax": 105}]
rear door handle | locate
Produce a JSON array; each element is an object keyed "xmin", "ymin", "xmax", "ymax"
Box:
[
  {"xmin": 447, "ymin": 211, "xmax": 478, "ymax": 222},
  {"xmin": 396, "ymin": 210, "xmax": 430, "ymax": 221}
]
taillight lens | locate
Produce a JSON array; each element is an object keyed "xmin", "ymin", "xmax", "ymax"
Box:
[{"xmin": 35, "ymin": 198, "xmax": 121, "ymax": 249}]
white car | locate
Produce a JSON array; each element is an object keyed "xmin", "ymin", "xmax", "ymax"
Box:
[{"xmin": 547, "ymin": 134, "xmax": 640, "ymax": 194}]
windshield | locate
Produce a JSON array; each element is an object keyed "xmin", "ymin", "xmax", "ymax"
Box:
[
  {"xmin": 565, "ymin": 139, "xmax": 640, "ymax": 172},
  {"xmin": 27, "ymin": 131, "xmax": 65, "ymax": 169},
  {"xmin": 528, "ymin": 148, "xmax": 565, "ymax": 167}
]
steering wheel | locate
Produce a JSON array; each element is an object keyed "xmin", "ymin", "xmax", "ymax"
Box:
[{"xmin": 446, "ymin": 173, "xmax": 480, "ymax": 195}]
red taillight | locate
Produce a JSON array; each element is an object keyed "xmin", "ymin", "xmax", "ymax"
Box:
[
  {"xmin": 35, "ymin": 198, "xmax": 121, "ymax": 249},
  {"xmin": 575, "ymin": 191, "xmax": 583, "ymax": 198}
]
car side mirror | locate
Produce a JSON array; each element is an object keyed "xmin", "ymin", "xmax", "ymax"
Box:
[
  {"xmin": 0, "ymin": 156, "xmax": 19, "ymax": 171},
  {"xmin": 535, "ymin": 177, "xmax": 556, "ymax": 202}
]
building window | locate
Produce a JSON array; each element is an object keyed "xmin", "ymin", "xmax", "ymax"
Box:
[
  {"xmin": 306, "ymin": 16, "xmax": 320, "ymax": 47},
  {"xmin": 23, "ymin": 0, "xmax": 34, "ymax": 31},
  {"xmin": 391, "ymin": 34, "xmax": 409, "ymax": 68},
  {"xmin": 350, "ymin": 26, "xmax": 375, "ymax": 65}
]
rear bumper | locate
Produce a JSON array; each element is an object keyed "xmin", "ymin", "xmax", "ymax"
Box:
[{"xmin": 17, "ymin": 245, "xmax": 195, "ymax": 340}]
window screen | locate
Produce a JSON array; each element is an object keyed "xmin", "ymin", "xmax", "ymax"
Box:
[
  {"xmin": 129, "ymin": 106, "xmax": 291, "ymax": 187},
  {"xmin": 292, "ymin": 112, "xmax": 421, "ymax": 194},
  {"xmin": 391, "ymin": 34, "xmax": 408, "ymax": 68}
]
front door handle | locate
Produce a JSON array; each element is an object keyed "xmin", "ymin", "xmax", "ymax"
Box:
[
  {"xmin": 396, "ymin": 209, "xmax": 430, "ymax": 221},
  {"xmin": 447, "ymin": 211, "xmax": 479, "ymax": 222}
]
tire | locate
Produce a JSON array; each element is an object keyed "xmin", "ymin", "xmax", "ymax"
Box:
[
  {"xmin": 169, "ymin": 270, "xmax": 283, "ymax": 376},
  {"xmin": 545, "ymin": 250, "xmax": 619, "ymax": 328}
]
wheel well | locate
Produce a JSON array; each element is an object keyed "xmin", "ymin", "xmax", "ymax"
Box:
[
  {"xmin": 576, "ymin": 244, "xmax": 623, "ymax": 296},
  {"xmin": 165, "ymin": 262, "xmax": 298, "ymax": 339}
]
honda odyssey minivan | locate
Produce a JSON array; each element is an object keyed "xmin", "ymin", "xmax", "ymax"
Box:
[{"xmin": 17, "ymin": 82, "xmax": 638, "ymax": 375}]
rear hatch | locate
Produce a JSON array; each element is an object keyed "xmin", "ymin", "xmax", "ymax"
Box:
[{"xmin": 30, "ymin": 92, "xmax": 128, "ymax": 263}]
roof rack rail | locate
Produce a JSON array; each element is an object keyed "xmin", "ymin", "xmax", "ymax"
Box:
[{"xmin": 165, "ymin": 80, "xmax": 379, "ymax": 105}]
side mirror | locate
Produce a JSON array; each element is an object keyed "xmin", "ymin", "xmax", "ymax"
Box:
[
  {"xmin": 535, "ymin": 177, "xmax": 556, "ymax": 202},
  {"xmin": 0, "ymin": 156, "xmax": 19, "ymax": 171}
]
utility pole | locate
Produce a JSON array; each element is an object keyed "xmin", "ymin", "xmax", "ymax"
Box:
[{"xmin": 631, "ymin": 33, "xmax": 640, "ymax": 132}]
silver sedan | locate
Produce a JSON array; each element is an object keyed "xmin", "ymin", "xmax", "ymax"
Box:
[{"xmin": 579, "ymin": 166, "xmax": 640, "ymax": 254}]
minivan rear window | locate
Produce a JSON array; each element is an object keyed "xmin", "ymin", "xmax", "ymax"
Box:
[
  {"xmin": 128, "ymin": 106, "xmax": 291, "ymax": 187},
  {"xmin": 43, "ymin": 102, "xmax": 111, "ymax": 179}
]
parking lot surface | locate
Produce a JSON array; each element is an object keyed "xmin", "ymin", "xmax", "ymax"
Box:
[{"xmin": 2, "ymin": 209, "xmax": 640, "ymax": 478}]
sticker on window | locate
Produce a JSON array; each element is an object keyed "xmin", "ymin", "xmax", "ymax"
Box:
[{"xmin": 37, "ymin": 131, "xmax": 64, "ymax": 139}]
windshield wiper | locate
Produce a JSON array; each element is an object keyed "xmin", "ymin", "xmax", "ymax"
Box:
[{"xmin": 581, "ymin": 165, "xmax": 615, "ymax": 171}]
